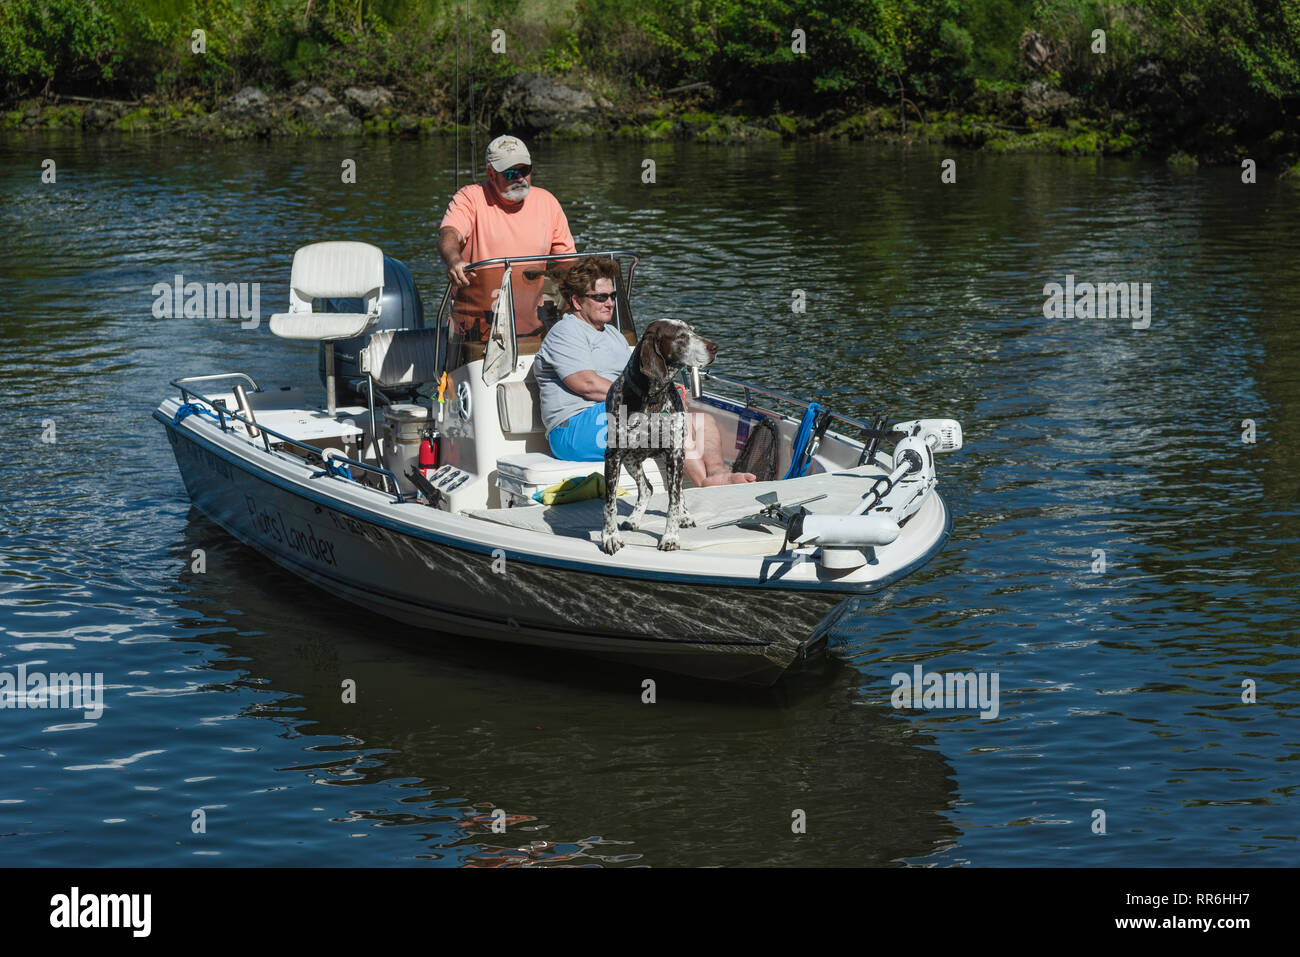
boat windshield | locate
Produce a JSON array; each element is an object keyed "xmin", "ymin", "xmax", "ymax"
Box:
[{"xmin": 436, "ymin": 250, "xmax": 640, "ymax": 372}]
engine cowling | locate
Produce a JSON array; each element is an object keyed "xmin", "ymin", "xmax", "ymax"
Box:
[{"xmin": 318, "ymin": 255, "xmax": 426, "ymax": 401}]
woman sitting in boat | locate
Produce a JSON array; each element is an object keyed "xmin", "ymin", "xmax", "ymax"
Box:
[{"xmin": 533, "ymin": 257, "xmax": 755, "ymax": 487}]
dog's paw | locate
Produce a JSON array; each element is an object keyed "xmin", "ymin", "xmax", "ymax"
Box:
[
  {"xmin": 620, "ymin": 517, "xmax": 641, "ymax": 532},
  {"xmin": 601, "ymin": 530, "xmax": 624, "ymax": 555},
  {"xmin": 677, "ymin": 511, "xmax": 696, "ymax": 529},
  {"xmin": 658, "ymin": 534, "xmax": 680, "ymax": 551}
]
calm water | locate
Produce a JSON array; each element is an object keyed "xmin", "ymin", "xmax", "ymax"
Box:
[{"xmin": 1, "ymin": 133, "xmax": 1297, "ymax": 866}]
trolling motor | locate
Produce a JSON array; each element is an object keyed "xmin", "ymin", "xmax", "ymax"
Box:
[{"xmin": 788, "ymin": 418, "xmax": 964, "ymax": 569}]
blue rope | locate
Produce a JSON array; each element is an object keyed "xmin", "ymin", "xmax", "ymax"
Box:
[
  {"xmin": 173, "ymin": 402, "xmax": 223, "ymax": 426},
  {"xmin": 784, "ymin": 402, "xmax": 822, "ymax": 480},
  {"xmin": 325, "ymin": 457, "xmax": 354, "ymax": 481}
]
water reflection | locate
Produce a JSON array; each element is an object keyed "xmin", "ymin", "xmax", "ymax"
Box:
[{"xmin": 176, "ymin": 512, "xmax": 961, "ymax": 866}]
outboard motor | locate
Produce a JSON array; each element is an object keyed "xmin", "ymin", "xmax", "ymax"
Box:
[{"xmin": 318, "ymin": 254, "xmax": 425, "ymax": 402}]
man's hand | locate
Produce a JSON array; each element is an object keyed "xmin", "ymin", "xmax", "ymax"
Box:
[
  {"xmin": 437, "ymin": 227, "xmax": 475, "ymax": 288},
  {"xmin": 446, "ymin": 259, "xmax": 476, "ymax": 288}
]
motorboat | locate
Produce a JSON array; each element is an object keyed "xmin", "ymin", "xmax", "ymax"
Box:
[{"xmin": 155, "ymin": 242, "xmax": 963, "ymax": 686}]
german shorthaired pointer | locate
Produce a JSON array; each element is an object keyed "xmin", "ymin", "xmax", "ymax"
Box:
[{"xmin": 601, "ymin": 319, "xmax": 717, "ymax": 555}]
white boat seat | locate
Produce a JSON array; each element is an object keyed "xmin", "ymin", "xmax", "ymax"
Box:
[
  {"xmin": 268, "ymin": 241, "xmax": 385, "ymax": 341},
  {"xmin": 497, "ymin": 451, "xmax": 665, "ymax": 494},
  {"xmin": 269, "ymin": 312, "xmax": 376, "ymax": 341},
  {"xmin": 360, "ymin": 327, "xmax": 440, "ymax": 391},
  {"xmin": 267, "ymin": 240, "xmax": 386, "ymax": 413}
]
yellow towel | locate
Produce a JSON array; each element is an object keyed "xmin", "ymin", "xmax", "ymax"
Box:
[{"xmin": 533, "ymin": 472, "xmax": 621, "ymax": 505}]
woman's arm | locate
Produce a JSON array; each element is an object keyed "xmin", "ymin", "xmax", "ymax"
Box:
[{"xmin": 562, "ymin": 370, "xmax": 613, "ymax": 402}]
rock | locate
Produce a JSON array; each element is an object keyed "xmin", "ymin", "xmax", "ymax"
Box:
[
  {"xmin": 229, "ymin": 86, "xmax": 269, "ymax": 110},
  {"xmin": 210, "ymin": 86, "xmax": 276, "ymax": 136},
  {"xmin": 501, "ymin": 74, "xmax": 597, "ymax": 131},
  {"xmin": 81, "ymin": 103, "xmax": 124, "ymax": 129},
  {"xmin": 1021, "ymin": 81, "xmax": 1079, "ymax": 122},
  {"xmin": 289, "ymin": 86, "xmax": 361, "ymax": 134},
  {"xmin": 343, "ymin": 86, "xmax": 394, "ymax": 118}
]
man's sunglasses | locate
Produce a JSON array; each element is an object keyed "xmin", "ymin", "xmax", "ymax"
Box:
[
  {"xmin": 580, "ymin": 292, "xmax": 616, "ymax": 303},
  {"xmin": 499, "ymin": 165, "xmax": 532, "ymax": 181}
]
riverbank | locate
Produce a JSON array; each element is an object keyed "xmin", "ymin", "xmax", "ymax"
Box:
[
  {"xmin": 6, "ymin": 75, "xmax": 1299, "ymax": 174},
  {"xmin": 6, "ymin": 1, "xmax": 1299, "ymax": 171}
]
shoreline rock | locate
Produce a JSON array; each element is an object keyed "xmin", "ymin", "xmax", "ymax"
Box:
[{"xmin": 2, "ymin": 83, "xmax": 1293, "ymax": 169}]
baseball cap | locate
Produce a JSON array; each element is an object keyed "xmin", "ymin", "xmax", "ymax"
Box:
[{"xmin": 486, "ymin": 134, "xmax": 531, "ymax": 171}]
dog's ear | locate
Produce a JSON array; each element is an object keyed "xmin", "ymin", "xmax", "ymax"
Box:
[{"xmin": 637, "ymin": 324, "xmax": 670, "ymax": 383}]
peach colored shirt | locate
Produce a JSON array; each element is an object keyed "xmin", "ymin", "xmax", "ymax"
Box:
[{"xmin": 440, "ymin": 182, "xmax": 575, "ymax": 336}]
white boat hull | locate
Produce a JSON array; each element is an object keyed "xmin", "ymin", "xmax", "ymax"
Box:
[{"xmin": 156, "ymin": 400, "xmax": 951, "ymax": 686}]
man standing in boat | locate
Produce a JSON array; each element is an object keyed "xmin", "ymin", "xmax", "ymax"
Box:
[{"xmin": 437, "ymin": 134, "xmax": 576, "ymax": 342}]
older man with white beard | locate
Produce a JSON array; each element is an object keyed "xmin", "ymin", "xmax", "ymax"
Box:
[{"xmin": 437, "ymin": 134, "xmax": 576, "ymax": 341}]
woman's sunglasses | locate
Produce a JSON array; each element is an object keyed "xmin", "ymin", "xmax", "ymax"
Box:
[{"xmin": 580, "ymin": 292, "xmax": 616, "ymax": 303}]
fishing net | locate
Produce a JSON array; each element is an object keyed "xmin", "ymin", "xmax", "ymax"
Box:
[{"xmin": 733, "ymin": 417, "xmax": 780, "ymax": 482}]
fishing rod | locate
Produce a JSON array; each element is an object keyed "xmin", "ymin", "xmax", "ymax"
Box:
[{"xmin": 454, "ymin": 0, "xmax": 459, "ymax": 193}]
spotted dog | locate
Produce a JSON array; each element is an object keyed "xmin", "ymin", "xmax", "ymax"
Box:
[{"xmin": 600, "ymin": 319, "xmax": 717, "ymax": 555}]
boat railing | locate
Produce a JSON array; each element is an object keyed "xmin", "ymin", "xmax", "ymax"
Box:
[
  {"xmin": 170, "ymin": 374, "xmax": 407, "ymax": 502},
  {"xmin": 697, "ymin": 369, "xmax": 893, "ymax": 465},
  {"xmin": 432, "ymin": 249, "xmax": 640, "ymax": 374},
  {"xmin": 433, "ymin": 249, "xmax": 640, "ymax": 319}
]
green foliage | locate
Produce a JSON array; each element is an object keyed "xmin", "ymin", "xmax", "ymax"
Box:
[
  {"xmin": 0, "ymin": 0, "xmax": 1295, "ymax": 161},
  {"xmin": 937, "ymin": 20, "xmax": 974, "ymax": 68},
  {"xmin": 0, "ymin": 0, "xmax": 121, "ymax": 97},
  {"xmin": 115, "ymin": 105, "xmax": 154, "ymax": 131},
  {"xmin": 958, "ymin": 0, "xmax": 1035, "ymax": 80},
  {"xmin": 540, "ymin": 27, "xmax": 583, "ymax": 74}
]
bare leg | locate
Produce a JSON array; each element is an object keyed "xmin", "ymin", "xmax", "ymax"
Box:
[{"xmin": 684, "ymin": 412, "xmax": 756, "ymax": 487}]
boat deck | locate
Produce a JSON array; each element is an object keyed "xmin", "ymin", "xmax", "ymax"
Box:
[{"xmin": 465, "ymin": 467, "xmax": 885, "ymax": 554}]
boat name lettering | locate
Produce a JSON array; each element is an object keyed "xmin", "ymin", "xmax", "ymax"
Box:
[
  {"xmin": 323, "ymin": 508, "xmax": 387, "ymax": 546},
  {"xmin": 244, "ymin": 495, "xmax": 337, "ymax": 566}
]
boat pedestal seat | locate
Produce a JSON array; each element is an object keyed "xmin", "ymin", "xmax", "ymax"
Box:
[{"xmin": 496, "ymin": 451, "xmax": 665, "ymax": 505}]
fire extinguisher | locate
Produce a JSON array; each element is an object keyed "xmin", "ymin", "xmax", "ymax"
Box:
[
  {"xmin": 419, "ymin": 430, "xmax": 438, "ymax": 482},
  {"xmin": 416, "ymin": 389, "xmax": 439, "ymax": 502}
]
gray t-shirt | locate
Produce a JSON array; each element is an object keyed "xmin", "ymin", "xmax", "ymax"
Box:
[{"xmin": 534, "ymin": 313, "xmax": 632, "ymax": 433}]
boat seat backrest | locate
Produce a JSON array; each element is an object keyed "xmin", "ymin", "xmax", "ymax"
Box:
[
  {"xmin": 497, "ymin": 369, "xmax": 545, "ymax": 435},
  {"xmin": 492, "ymin": 323, "xmax": 638, "ymax": 435},
  {"xmin": 360, "ymin": 327, "xmax": 441, "ymax": 391},
  {"xmin": 290, "ymin": 241, "xmax": 385, "ymax": 307}
]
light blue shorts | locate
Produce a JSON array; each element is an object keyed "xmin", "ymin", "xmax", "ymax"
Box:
[{"xmin": 546, "ymin": 403, "xmax": 608, "ymax": 461}]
